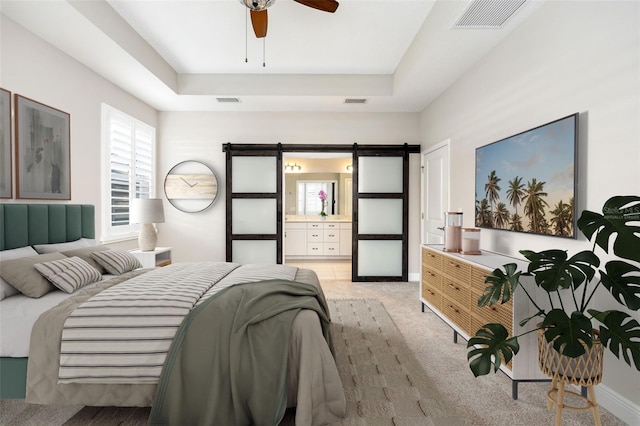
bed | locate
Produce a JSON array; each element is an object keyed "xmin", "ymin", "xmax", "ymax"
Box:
[{"xmin": 0, "ymin": 204, "xmax": 346, "ymax": 425}]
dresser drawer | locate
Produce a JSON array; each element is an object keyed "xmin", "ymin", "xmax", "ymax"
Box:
[
  {"xmin": 442, "ymin": 277, "xmax": 471, "ymax": 307},
  {"xmin": 323, "ymin": 243, "xmax": 340, "ymax": 256},
  {"xmin": 422, "ymin": 266, "xmax": 442, "ymax": 291},
  {"xmin": 323, "ymin": 222, "xmax": 339, "ymax": 230},
  {"xmin": 471, "ymin": 288, "xmax": 513, "ymax": 334},
  {"xmin": 469, "ymin": 316, "xmax": 514, "ymax": 371},
  {"xmin": 307, "ymin": 222, "xmax": 323, "ymax": 230},
  {"xmin": 307, "ymin": 243, "xmax": 323, "ymax": 255},
  {"xmin": 323, "ymin": 229, "xmax": 339, "ymax": 242},
  {"xmin": 443, "ymin": 257, "xmax": 471, "ymax": 283},
  {"xmin": 442, "ymin": 295, "xmax": 471, "ymax": 334},
  {"xmin": 422, "ymin": 247, "xmax": 443, "ymax": 270},
  {"xmin": 422, "ymin": 285, "xmax": 442, "ymax": 310},
  {"xmin": 307, "ymin": 230, "xmax": 323, "ymax": 242},
  {"xmin": 471, "ymin": 266, "xmax": 492, "ymax": 292}
]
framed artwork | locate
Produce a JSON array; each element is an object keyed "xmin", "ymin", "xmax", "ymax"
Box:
[
  {"xmin": 0, "ymin": 88, "xmax": 11, "ymax": 198},
  {"xmin": 475, "ymin": 113, "xmax": 578, "ymax": 238},
  {"xmin": 15, "ymin": 95, "xmax": 71, "ymax": 200}
]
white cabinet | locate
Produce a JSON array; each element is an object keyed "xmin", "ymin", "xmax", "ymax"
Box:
[
  {"xmin": 285, "ymin": 221, "xmax": 351, "ymax": 258},
  {"xmin": 339, "ymin": 222, "xmax": 352, "ymax": 256},
  {"xmin": 285, "ymin": 223, "xmax": 307, "ymax": 256}
]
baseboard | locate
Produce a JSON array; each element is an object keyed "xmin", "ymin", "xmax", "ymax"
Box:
[
  {"xmin": 570, "ymin": 382, "xmax": 640, "ymax": 425},
  {"xmin": 408, "ymin": 272, "xmax": 420, "ymax": 282}
]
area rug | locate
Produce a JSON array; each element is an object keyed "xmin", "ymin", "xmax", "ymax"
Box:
[{"xmin": 59, "ymin": 299, "xmax": 456, "ymax": 425}]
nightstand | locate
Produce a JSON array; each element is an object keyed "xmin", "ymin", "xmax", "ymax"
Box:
[{"xmin": 130, "ymin": 247, "xmax": 172, "ymax": 268}]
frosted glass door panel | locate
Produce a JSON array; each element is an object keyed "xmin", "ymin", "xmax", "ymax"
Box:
[
  {"xmin": 232, "ymin": 199, "xmax": 276, "ymax": 234},
  {"xmin": 232, "ymin": 157, "xmax": 277, "ymax": 193},
  {"xmin": 232, "ymin": 240, "xmax": 277, "ymax": 264},
  {"xmin": 358, "ymin": 199, "xmax": 403, "ymax": 234},
  {"xmin": 358, "ymin": 241, "xmax": 402, "ymax": 276},
  {"xmin": 358, "ymin": 157, "xmax": 403, "ymax": 193}
]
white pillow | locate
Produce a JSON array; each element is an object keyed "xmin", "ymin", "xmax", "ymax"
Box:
[
  {"xmin": 90, "ymin": 250, "xmax": 142, "ymax": 275},
  {"xmin": 34, "ymin": 256, "xmax": 102, "ymax": 293},
  {"xmin": 0, "ymin": 246, "xmax": 39, "ymax": 300},
  {"xmin": 32, "ymin": 238, "xmax": 94, "ymax": 254}
]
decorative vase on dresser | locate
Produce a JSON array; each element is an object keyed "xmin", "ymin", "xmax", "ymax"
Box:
[{"xmin": 420, "ymin": 244, "xmax": 548, "ymax": 399}]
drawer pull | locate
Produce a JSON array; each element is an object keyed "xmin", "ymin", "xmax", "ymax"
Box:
[
  {"xmin": 328, "ymin": 234, "xmax": 335, "ymax": 237},
  {"xmin": 449, "ymin": 262, "xmax": 460, "ymax": 268},
  {"xmin": 448, "ymin": 283, "xmax": 460, "ymax": 291},
  {"xmin": 448, "ymin": 305, "xmax": 460, "ymax": 314},
  {"xmin": 491, "ymin": 307, "xmax": 497, "ymax": 312},
  {"xmin": 429, "ymin": 272, "xmax": 436, "ymax": 277}
]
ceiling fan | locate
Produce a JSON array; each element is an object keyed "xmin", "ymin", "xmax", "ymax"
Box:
[{"xmin": 239, "ymin": 0, "xmax": 340, "ymax": 38}]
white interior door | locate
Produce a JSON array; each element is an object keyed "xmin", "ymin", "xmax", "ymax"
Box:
[
  {"xmin": 344, "ymin": 178, "xmax": 352, "ymax": 216},
  {"xmin": 422, "ymin": 141, "xmax": 450, "ymax": 245}
]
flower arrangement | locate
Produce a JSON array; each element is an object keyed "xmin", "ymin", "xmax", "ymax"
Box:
[{"xmin": 318, "ymin": 189, "xmax": 327, "ymax": 217}]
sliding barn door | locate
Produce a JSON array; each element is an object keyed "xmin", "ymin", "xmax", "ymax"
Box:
[
  {"xmin": 353, "ymin": 145, "xmax": 409, "ymax": 281},
  {"xmin": 224, "ymin": 144, "xmax": 282, "ymax": 264}
]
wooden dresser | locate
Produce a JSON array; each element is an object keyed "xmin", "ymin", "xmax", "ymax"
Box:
[{"xmin": 421, "ymin": 244, "xmax": 548, "ymax": 399}]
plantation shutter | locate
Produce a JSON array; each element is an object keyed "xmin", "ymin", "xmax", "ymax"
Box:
[{"xmin": 102, "ymin": 105, "xmax": 155, "ymax": 240}]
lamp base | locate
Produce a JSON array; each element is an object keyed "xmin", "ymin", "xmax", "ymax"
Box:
[{"xmin": 138, "ymin": 223, "xmax": 158, "ymax": 251}]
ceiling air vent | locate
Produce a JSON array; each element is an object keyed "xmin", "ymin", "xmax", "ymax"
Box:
[
  {"xmin": 216, "ymin": 97, "xmax": 240, "ymax": 103},
  {"xmin": 344, "ymin": 98, "xmax": 367, "ymax": 104},
  {"xmin": 454, "ymin": 0, "xmax": 527, "ymax": 28}
]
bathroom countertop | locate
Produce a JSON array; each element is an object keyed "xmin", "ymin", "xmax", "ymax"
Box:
[{"xmin": 285, "ymin": 215, "xmax": 351, "ymax": 223}]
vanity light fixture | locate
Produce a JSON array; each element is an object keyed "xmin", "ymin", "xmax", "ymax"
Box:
[{"xmin": 284, "ymin": 163, "xmax": 301, "ymax": 172}]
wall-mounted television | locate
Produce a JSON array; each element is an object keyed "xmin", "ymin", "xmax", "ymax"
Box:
[{"xmin": 475, "ymin": 113, "xmax": 578, "ymax": 238}]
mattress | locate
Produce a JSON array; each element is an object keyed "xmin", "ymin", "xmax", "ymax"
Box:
[{"xmin": 0, "ymin": 279, "xmax": 110, "ymax": 357}]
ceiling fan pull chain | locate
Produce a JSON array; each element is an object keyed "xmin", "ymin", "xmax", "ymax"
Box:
[{"xmin": 245, "ymin": 9, "xmax": 249, "ymax": 63}]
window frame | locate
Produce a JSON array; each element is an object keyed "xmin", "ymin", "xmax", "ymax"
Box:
[
  {"xmin": 296, "ymin": 180, "xmax": 338, "ymax": 216},
  {"xmin": 100, "ymin": 104, "xmax": 157, "ymax": 243}
]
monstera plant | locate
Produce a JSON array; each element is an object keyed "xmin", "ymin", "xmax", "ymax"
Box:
[{"xmin": 467, "ymin": 195, "xmax": 640, "ymax": 377}]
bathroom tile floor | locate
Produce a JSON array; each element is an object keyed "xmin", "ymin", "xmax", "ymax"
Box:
[{"xmin": 284, "ymin": 259, "xmax": 352, "ymax": 280}]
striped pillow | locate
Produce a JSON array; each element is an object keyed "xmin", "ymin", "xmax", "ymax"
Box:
[
  {"xmin": 90, "ymin": 250, "xmax": 142, "ymax": 275},
  {"xmin": 34, "ymin": 257, "xmax": 102, "ymax": 293}
]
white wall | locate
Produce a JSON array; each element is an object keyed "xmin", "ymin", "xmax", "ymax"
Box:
[
  {"xmin": 0, "ymin": 15, "xmax": 158, "ymax": 251},
  {"xmin": 158, "ymin": 111, "xmax": 423, "ymax": 276},
  {"xmin": 419, "ymin": 0, "xmax": 639, "ymax": 420}
]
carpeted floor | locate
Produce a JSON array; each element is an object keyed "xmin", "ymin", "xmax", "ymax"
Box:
[{"xmin": 0, "ymin": 279, "xmax": 630, "ymax": 425}]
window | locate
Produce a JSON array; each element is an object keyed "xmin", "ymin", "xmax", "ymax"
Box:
[
  {"xmin": 101, "ymin": 104, "xmax": 156, "ymax": 242},
  {"xmin": 297, "ymin": 181, "xmax": 337, "ymax": 216}
]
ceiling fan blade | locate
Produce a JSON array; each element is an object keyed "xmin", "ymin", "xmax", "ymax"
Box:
[
  {"xmin": 294, "ymin": 0, "xmax": 339, "ymax": 13},
  {"xmin": 250, "ymin": 9, "xmax": 268, "ymax": 38}
]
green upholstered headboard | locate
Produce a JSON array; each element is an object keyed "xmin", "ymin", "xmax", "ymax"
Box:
[{"xmin": 0, "ymin": 204, "xmax": 95, "ymax": 251}]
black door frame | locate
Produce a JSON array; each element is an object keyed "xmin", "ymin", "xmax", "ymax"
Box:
[{"xmin": 224, "ymin": 143, "xmax": 420, "ymax": 279}]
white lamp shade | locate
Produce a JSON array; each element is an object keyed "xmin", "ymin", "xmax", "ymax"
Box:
[{"xmin": 131, "ymin": 198, "xmax": 165, "ymax": 224}]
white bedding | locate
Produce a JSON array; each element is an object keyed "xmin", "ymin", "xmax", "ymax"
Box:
[{"xmin": 0, "ymin": 278, "xmax": 111, "ymax": 357}]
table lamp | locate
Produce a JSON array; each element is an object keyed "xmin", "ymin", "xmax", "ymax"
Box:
[{"xmin": 131, "ymin": 198, "xmax": 165, "ymax": 251}]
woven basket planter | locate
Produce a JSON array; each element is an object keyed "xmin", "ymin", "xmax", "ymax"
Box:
[
  {"xmin": 537, "ymin": 328, "xmax": 604, "ymax": 386},
  {"xmin": 537, "ymin": 327, "xmax": 604, "ymax": 425}
]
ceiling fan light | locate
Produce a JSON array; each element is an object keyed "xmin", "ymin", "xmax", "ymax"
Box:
[{"xmin": 239, "ymin": 0, "xmax": 276, "ymax": 11}]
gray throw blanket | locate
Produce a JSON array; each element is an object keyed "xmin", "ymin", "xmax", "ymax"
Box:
[{"xmin": 148, "ymin": 279, "xmax": 332, "ymax": 426}]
